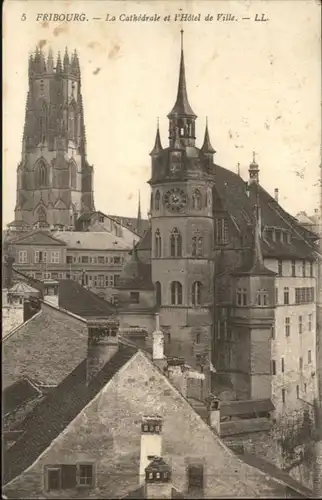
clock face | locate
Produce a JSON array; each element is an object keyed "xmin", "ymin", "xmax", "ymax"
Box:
[{"xmin": 164, "ymin": 188, "xmax": 187, "ymax": 212}]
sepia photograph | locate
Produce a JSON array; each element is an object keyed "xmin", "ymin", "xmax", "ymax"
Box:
[{"xmin": 2, "ymin": 0, "xmax": 322, "ymax": 498}]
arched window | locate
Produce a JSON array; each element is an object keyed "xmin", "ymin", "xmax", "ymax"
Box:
[
  {"xmin": 192, "ymin": 281, "xmax": 202, "ymax": 306},
  {"xmin": 155, "ymin": 190, "xmax": 160, "ymax": 211},
  {"xmin": 257, "ymin": 289, "xmax": 269, "ymax": 306},
  {"xmin": 150, "ymin": 192, "xmax": 153, "ymax": 211},
  {"xmin": 178, "ymin": 119, "xmax": 184, "ymax": 137},
  {"xmin": 36, "ymin": 160, "xmax": 47, "ymax": 187},
  {"xmin": 170, "ymin": 228, "xmax": 182, "ymax": 257},
  {"xmin": 68, "ymin": 104, "xmax": 77, "ymax": 141},
  {"xmin": 192, "ymin": 189, "xmax": 202, "ymax": 210},
  {"xmin": 192, "ymin": 235, "xmax": 203, "ymax": 257},
  {"xmin": 37, "ymin": 206, "xmax": 47, "ymax": 223},
  {"xmin": 155, "ymin": 281, "xmax": 161, "ymax": 306},
  {"xmin": 171, "ymin": 281, "xmax": 182, "ymax": 305},
  {"xmin": 70, "ymin": 161, "xmax": 77, "ymax": 189},
  {"xmin": 155, "ymin": 229, "xmax": 162, "ymax": 258}
]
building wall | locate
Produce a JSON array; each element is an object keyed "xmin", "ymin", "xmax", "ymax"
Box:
[
  {"xmin": 4, "ymin": 351, "xmax": 287, "ymax": 499},
  {"xmin": 264, "ymin": 258, "xmax": 317, "ymax": 417}
]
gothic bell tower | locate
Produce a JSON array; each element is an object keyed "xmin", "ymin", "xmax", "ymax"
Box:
[
  {"xmin": 15, "ymin": 47, "xmax": 95, "ymax": 229},
  {"xmin": 148, "ymin": 31, "xmax": 216, "ymax": 398}
]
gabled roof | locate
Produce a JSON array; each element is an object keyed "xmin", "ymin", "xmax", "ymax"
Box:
[
  {"xmin": 10, "ymin": 270, "xmax": 116, "ymax": 318},
  {"xmin": 3, "ymin": 379, "xmax": 41, "ymax": 416},
  {"xmin": 118, "ymin": 248, "xmax": 154, "ymax": 291},
  {"xmin": 3, "ymin": 342, "xmax": 137, "ymax": 485},
  {"xmin": 7, "ymin": 229, "xmax": 66, "ymax": 247},
  {"xmin": 8, "ymin": 282, "xmax": 40, "ymax": 296},
  {"xmin": 108, "ymin": 215, "xmax": 150, "ymax": 237},
  {"xmin": 52, "ymin": 230, "xmax": 132, "ymax": 250},
  {"xmin": 2, "ymin": 301, "xmax": 88, "ymax": 390}
]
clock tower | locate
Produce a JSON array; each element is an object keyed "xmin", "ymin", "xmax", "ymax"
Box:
[{"xmin": 148, "ymin": 31, "xmax": 216, "ymax": 398}]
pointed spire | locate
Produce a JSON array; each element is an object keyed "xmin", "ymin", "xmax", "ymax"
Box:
[
  {"xmin": 150, "ymin": 118, "xmax": 163, "ymax": 156},
  {"xmin": 47, "ymin": 47, "xmax": 54, "ymax": 73},
  {"xmin": 56, "ymin": 51, "xmax": 62, "ymax": 73},
  {"xmin": 71, "ymin": 49, "xmax": 80, "ymax": 78},
  {"xmin": 63, "ymin": 47, "xmax": 70, "ymax": 72},
  {"xmin": 137, "ymin": 191, "xmax": 142, "ymax": 234},
  {"xmin": 168, "ymin": 30, "xmax": 196, "ymax": 118},
  {"xmin": 201, "ymin": 118, "xmax": 216, "ymax": 154}
]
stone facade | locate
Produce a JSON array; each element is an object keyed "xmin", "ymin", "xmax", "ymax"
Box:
[
  {"xmin": 14, "ymin": 48, "xmax": 94, "ymax": 229},
  {"xmin": 3, "ymin": 350, "xmax": 290, "ymax": 499}
]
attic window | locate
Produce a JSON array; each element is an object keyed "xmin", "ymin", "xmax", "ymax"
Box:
[
  {"xmin": 99, "ymin": 216, "xmax": 104, "ymax": 223},
  {"xmin": 130, "ymin": 292, "xmax": 140, "ymax": 304},
  {"xmin": 188, "ymin": 464, "xmax": 204, "ymax": 491}
]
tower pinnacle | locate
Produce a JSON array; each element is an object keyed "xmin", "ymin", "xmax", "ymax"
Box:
[{"xmin": 201, "ymin": 117, "xmax": 216, "ymax": 154}]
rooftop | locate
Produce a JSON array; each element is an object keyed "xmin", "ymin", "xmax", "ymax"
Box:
[{"xmin": 52, "ymin": 230, "xmax": 133, "ymax": 250}]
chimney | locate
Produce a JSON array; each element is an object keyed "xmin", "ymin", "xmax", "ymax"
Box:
[
  {"xmin": 274, "ymin": 188, "xmax": 279, "ymax": 203},
  {"xmin": 166, "ymin": 357, "xmax": 205, "ymax": 398},
  {"xmin": 5, "ymin": 256, "xmax": 14, "ymax": 290},
  {"xmin": 86, "ymin": 318, "xmax": 120, "ymax": 384},
  {"xmin": 43, "ymin": 279, "xmax": 59, "ymax": 307},
  {"xmin": 205, "ymin": 394, "xmax": 221, "ymax": 435},
  {"xmin": 166, "ymin": 358, "xmax": 188, "ymax": 397},
  {"xmin": 139, "ymin": 415, "xmax": 163, "ymax": 485},
  {"xmin": 145, "ymin": 457, "xmax": 172, "ymax": 499},
  {"xmin": 152, "ymin": 313, "xmax": 166, "ymax": 371}
]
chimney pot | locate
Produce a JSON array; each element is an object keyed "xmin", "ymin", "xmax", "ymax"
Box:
[
  {"xmin": 140, "ymin": 416, "xmax": 163, "ymax": 485},
  {"xmin": 205, "ymin": 394, "xmax": 221, "ymax": 434},
  {"xmin": 274, "ymin": 188, "xmax": 279, "ymax": 202}
]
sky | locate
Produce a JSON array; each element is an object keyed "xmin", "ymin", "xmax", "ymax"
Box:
[{"xmin": 3, "ymin": 0, "xmax": 321, "ymax": 225}]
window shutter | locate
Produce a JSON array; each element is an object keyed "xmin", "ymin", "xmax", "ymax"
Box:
[{"xmin": 61, "ymin": 464, "xmax": 77, "ymax": 489}]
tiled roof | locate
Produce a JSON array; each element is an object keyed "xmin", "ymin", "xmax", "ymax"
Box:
[
  {"xmin": 52, "ymin": 230, "xmax": 132, "ymax": 250},
  {"xmin": 238, "ymin": 452, "xmax": 313, "ymax": 498},
  {"xmin": 10, "ymin": 269, "xmax": 117, "ymax": 318},
  {"xmin": 3, "ymin": 379, "xmax": 41, "ymax": 415},
  {"xmin": 8, "ymin": 282, "xmax": 40, "ymax": 296},
  {"xmin": 3, "ymin": 342, "xmax": 137, "ymax": 485},
  {"xmin": 109, "ymin": 215, "xmax": 150, "ymax": 237},
  {"xmin": 119, "ymin": 249, "xmax": 154, "ymax": 291},
  {"xmin": 2, "ymin": 302, "xmax": 88, "ymax": 390}
]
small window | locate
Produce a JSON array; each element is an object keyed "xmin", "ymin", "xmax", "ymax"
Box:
[
  {"xmin": 113, "ymin": 275, "xmax": 120, "ymax": 287},
  {"xmin": 192, "ymin": 281, "xmax": 202, "ymax": 306},
  {"xmin": 308, "ymin": 350, "xmax": 312, "ymax": 364},
  {"xmin": 155, "ymin": 190, "xmax": 160, "ymax": 211},
  {"xmin": 310, "ymin": 261, "xmax": 314, "ymax": 278},
  {"xmin": 291, "ymin": 260, "xmax": 296, "ymax": 277},
  {"xmin": 271, "ymin": 325, "xmax": 275, "ymax": 340},
  {"xmin": 299, "ymin": 357, "xmax": 303, "ymax": 371},
  {"xmin": 98, "ymin": 256, "xmax": 105, "ymax": 264},
  {"xmin": 77, "ymin": 463, "xmax": 93, "ymax": 487},
  {"xmin": 188, "ymin": 464, "xmax": 204, "ymax": 491},
  {"xmin": 81, "ymin": 256, "xmax": 89, "ymax": 264},
  {"xmin": 299, "ymin": 316, "xmax": 303, "ymax": 334},
  {"xmin": 308, "ymin": 314, "xmax": 312, "ymax": 332},
  {"xmin": 130, "ymin": 292, "xmax": 140, "ymax": 304},
  {"xmin": 171, "ymin": 281, "xmax": 183, "ymax": 305},
  {"xmin": 18, "ymin": 250, "xmax": 27, "ymax": 264},
  {"xmin": 285, "ymin": 317, "xmax": 290, "ymax": 337},
  {"xmin": 99, "ymin": 216, "xmax": 104, "ymax": 223},
  {"xmin": 304, "ymin": 383, "xmax": 307, "ymax": 393},
  {"xmin": 272, "ymin": 360, "xmax": 276, "ymax": 375},
  {"xmin": 155, "ymin": 281, "xmax": 161, "ymax": 306},
  {"xmin": 282, "ymin": 388, "xmax": 286, "ymax": 404},
  {"xmin": 66, "ymin": 255, "xmax": 73, "ymax": 264},
  {"xmin": 296, "ymin": 385, "xmax": 300, "ymax": 399},
  {"xmin": 113, "ymin": 256, "xmax": 121, "ymax": 264},
  {"xmin": 281, "ymin": 357, "xmax": 285, "ymax": 373},
  {"xmin": 302, "ymin": 260, "xmax": 306, "ymax": 277},
  {"xmin": 47, "ymin": 468, "xmax": 61, "ymax": 491},
  {"xmin": 278, "ymin": 260, "xmax": 283, "ymax": 276},
  {"xmin": 284, "ymin": 287, "xmax": 289, "ymax": 305},
  {"xmin": 275, "ymin": 287, "xmax": 278, "ymax": 305}
]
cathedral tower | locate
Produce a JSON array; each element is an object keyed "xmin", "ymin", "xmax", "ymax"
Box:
[
  {"xmin": 15, "ymin": 47, "xmax": 95, "ymax": 229},
  {"xmin": 148, "ymin": 31, "xmax": 216, "ymax": 397}
]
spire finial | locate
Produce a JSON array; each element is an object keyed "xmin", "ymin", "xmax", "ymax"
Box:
[
  {"xmin": 237, "ymin": 162, "xmax": 240, "ymax": 176},
  {"xmin": 180, "ymin": 29, "xmax": 184, "ymax": 51},
  {"xmin": 157, "ymin": 116, "xmax": 159, "ymax": 128},
  {"xmin": 253, "ymin": 151, "xmax": 256, "ymax": 163}
]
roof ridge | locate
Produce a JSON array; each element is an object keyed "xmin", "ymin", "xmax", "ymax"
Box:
[
  {"xmin": 40, "ymin": 299, "xmax": 88, "ymax": 323},
  {"xmin": 2, "ymin": 310, "xmax": 42, "ymax": 342}
]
